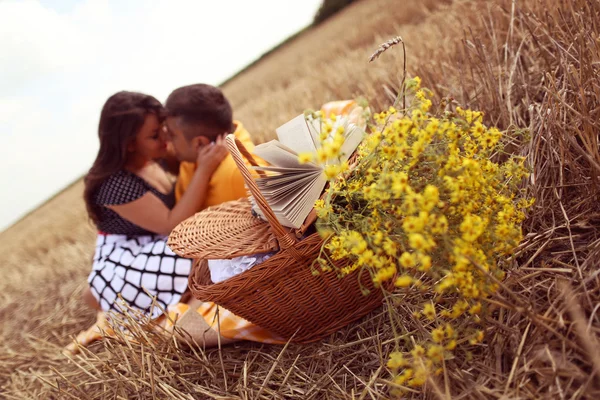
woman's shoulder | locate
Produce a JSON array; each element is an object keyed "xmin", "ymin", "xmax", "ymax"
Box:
[{"xmin": 95, "ymin": 170, "xmax": 149, "ymax": 206}]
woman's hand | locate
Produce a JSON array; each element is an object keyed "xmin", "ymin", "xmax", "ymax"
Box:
[{"xmin": 196, "ymin": 134, "xmax": 229, "ymax": 173}]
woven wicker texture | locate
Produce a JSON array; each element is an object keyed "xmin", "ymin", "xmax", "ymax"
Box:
[
  {"xmin": 168, "ymin": 199, "xmax": 279, "ymax": 259},
  {"xmin": 183, "ymin": 134, "xmax": 384, "ymax": 342}
]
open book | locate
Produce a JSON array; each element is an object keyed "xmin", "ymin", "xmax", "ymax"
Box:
[{"xmin": 250, "ymin": 114, "xmax": 365, "ymax": 229}]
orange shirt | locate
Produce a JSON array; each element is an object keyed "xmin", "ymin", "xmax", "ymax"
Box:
[{"xmin": 175, "ymin": 121, "xmax": 258, "ymax": 211}]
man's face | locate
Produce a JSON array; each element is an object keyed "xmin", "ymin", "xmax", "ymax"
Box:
[{"xmin": 164, "ymin": 116, "xmax": 211, "ymax": 162}]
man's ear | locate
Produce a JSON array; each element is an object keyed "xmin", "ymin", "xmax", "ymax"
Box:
[
  {"xmin": 191, "ymin": 136, "xmax": 211, "ymax": 148},
  {"xmin": 189, "ymin": 136, "xmax": 202, "ymax": 151}
]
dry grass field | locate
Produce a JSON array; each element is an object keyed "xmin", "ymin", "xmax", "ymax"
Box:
[{"xmin": 1, "ymin": 0, "xmax": 599, "ymax": 398}]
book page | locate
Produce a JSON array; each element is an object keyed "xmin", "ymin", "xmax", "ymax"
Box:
[
  {"xmin": 275, "ymin": 114, "xmax": 318, "ymax": 154},
  {"xmin": 339, "ymin": 124, "xmax": 365, "ymax": 162},
  {"xmin": 285, "ymin": 175, "xmax": 327, "ymax": 228},
  {"xmin": 253, "ymin": 141, "xmax": 305, "ymax": 169},
  {"xmin": 267, "ymin": 176, "xmax": 319, "ymax": 211},
  {"xmin": 306, "ymin": 117, "xmax": 322, "ymax": 150},
  {"xmin": 257, "ymin": 170, "xmax": 321, "ymax": 188},
  {"xmin": 258, "ymin": 172, "xmax": 321, "ymax": 199},
  {"xmin": 260, "ymin": 176, "xmax": 319, "ymax": 204},
  {"xmin": 253, "ymin": 164, "xmax": 320, "ymax": 175},
  {"xmin": 253, "ymin": 171, "xmax": 326, "ymax": 229}
]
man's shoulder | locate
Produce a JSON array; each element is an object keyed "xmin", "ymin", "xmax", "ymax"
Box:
[{"xmin": 233, "ymin": 120, "xmax": 255, "ymax": 144}]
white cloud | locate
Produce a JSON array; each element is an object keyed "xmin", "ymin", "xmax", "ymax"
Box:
[
  {"xmin": 0, "ymin": 0, "xmax": 89, "ymax": 93},
  {"xmin": 0, "ymin": 0, "xmax": 322, "ymax": 231}
]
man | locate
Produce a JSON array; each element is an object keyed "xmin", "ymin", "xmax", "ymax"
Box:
[{"xmin": 164, "ymin": 83, "xmax": 259, "ymax": 211}]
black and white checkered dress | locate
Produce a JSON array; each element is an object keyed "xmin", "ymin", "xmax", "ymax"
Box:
[{"xmin": 88, "ymin": 170, "xmax": 192, "ymax": 319}]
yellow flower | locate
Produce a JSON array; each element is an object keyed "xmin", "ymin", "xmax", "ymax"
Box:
[
  {"xmin": 357, "ymin": 249, "xmax": 375, "ymax": 266},
  {"xmin": 409, "ymin": 366, "xmax": 428, "ymax": 387},
  {"xmin": 371, "ymin": 230, "xmax": 384, "ymax": 246},
  {"xmin": 460, "ymin": 214, "xmax": 486, "ymax": 243},
  {"xmin": 444, "ymin": 324, "xmax": 455, "ymax": 339},
  {"xmin": 436, "ymin": 274, "xmax": 455, "ymax": 293},
  {"xmin": 298, "ymin": 152, "xmax": 314, "ymax": 164},
  {"xmin": 469, "ymin": 302, "xmax": 482, "ymax": 315},
  {"xmin": 423, "ymin": 302, "xmax": 436, "ymax": 320},
  {"xmin": 431, "ymin": 215, "xmax": 449, "ymax": 234},
  {"xmin": 408, "ymin": 233, "xmax": 435, "ymax": 252},
  {"xmin": 399, "ymin": 251, "xmax": 416, "ymax": 268},
  {"xmin": 383, "ymin": 238, "xmax": 397, "ymax": 256},
  {"xmin": 391, "ymin": 172, "xmax": 409, "ymax": 195},
  {"xmin": 397, "ymin": 368, "xmax": 413, "ymax": 384},
  {"xmin": 422, "ymin": 185, "xmax": 439, "ymax": 211},
  {"xmin": 411, "ymin": 345, "xmax": 425, "ymax": 358},
  {"xmin": 418, "ymin": 254, "xmax": 432, "ymax": 271},
  {"xmin": 476, "ymin": 330, "xmax": 485, "ymax": 342},
  {"xmin": 402, "ymin": 216, "xmax": 424, "ymax": 233},
  {"xmin": 394, "ymin": 275, "xmax": 413, "ymax": 288},
  {"xmin": 469, "ymin": 330, "xmax": 485, "ymax": 345},
  {"xmin": 387, "ymin": 352, "xmax": 407, "ymax": 369},
  {"xmin": 316, "ymin": 148, "xmax": 328, "ymax": 163},
  {"xmin": 407, "ymin": 76, "xmax": 422, "ymax": 90},
  {"xmin": 431, "ymin": 327, "xmax": 445, "ymax": 343},
  {"xmin": 342, "ymin": 231, "xmax": 368, "ymax": 255},
  {"xmin": 317, "ymin": 226, "xmax": 334, "ymax": 239},
  {"xmin": 324, "ymin": 164, "xmax": 340, "ymax": 179},
  {"xmin": 427, "ymin": 344, "xmax": 445, "ymax": 363},
  {"xmin": 323, "ymin": 142, "xmax": 341, "ymax": 159},
  {"xmin": 408, "ymin": 233, "xmax": 426, "ymax": 251},
  {"xmin": 419, "ymin": 98, "xmax": 432, "ymax": 113},
  {"xmin": 403, "ymin": 190, "xmax": 422, "ymax": 214},
  {"xmin": 374, "ymin": 266, "xmax": 396, "ymax": 283},
  {"xmin": 411, "ymin": 139, "xmax": 426, "ymax": 158}
]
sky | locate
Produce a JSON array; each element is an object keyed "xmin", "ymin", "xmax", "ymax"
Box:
[{"xmin": 0, "ymin": 0, "xmax": 322, "ymax": 231}]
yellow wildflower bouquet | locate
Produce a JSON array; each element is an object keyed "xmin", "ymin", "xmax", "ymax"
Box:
[{"xmin": 301, "ymin": 77, "xmax": 533, "ymax": 391}]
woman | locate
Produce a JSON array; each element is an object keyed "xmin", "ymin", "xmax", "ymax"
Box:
[{"xmin": 82, "ymin": 91, "xmax": 227, "ymax": 319}]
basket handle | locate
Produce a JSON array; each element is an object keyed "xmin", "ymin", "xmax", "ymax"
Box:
[
  {"xmin": 226, "ymin": 134, "xmax": 298, "ymax": 249},
  {"xmin": 233, "ymin": 137, "xmax": 266, "ymax": 177}
]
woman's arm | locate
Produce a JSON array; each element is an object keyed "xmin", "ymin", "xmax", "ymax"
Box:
[{"xmin": 108, "ymin": 139, "xmax": 229, "ymax": 235}]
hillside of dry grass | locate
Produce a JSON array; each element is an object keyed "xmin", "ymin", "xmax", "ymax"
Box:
[{"xmin": 1, "ymin": 0, "xmax": 599, "ymax": 398}]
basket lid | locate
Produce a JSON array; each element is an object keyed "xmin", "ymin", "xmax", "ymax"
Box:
[{"xmin": 168, "ymin": 198, "xmax": 279, "ymax": 260}]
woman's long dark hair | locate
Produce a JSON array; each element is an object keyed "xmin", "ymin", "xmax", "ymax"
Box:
[{"xmin": 84, "ymin": 91, "xmax": 163, "ymax": 225}]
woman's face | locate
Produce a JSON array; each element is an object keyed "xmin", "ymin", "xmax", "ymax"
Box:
[{"xmin": 129, "ymin": 114, "xmax": 167, "ymax": 160}]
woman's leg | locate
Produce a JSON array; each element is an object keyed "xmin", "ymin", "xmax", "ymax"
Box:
[{"xmin": 82, "ymin": 287, "xmax": 102, "ymax": 311}]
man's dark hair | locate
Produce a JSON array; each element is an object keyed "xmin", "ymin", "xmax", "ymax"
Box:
[{"xmin": 165, "ymin": 84, "xmax": 233, "ymax": 139}]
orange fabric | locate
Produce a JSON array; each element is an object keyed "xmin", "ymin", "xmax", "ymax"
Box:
[
  {"xmin": 166, "ymin": 302, "xmax": 285, "ymax": 344},
  {"xmin": 320, "ymin": 99, "xmax": 369, "ymax": 130},
  {"xmin": 320, "ymin": 100, "xmax": 357, "ymax": 117},
  {"xmin": 175, "ymin": 121, "xmax": 259, "ymax": 211}
]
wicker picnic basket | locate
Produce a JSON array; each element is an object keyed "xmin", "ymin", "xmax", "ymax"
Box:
[{"xmin": 181, "ymin": 134, "xmax": 385, "ymax": 342}]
